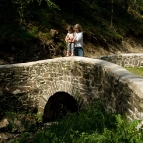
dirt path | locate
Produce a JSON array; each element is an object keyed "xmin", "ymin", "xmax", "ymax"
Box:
[{"xmin": 84, "ymin": 37, "xmax": 143, "ymax": 58}]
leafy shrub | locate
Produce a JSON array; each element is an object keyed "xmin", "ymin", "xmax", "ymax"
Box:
[{"xmin": 9, "ymin": 101, "xmax": 143, "ymax": 143}]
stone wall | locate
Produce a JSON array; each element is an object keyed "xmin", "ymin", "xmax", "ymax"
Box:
[
  {"xmin": 100, "ymin": 53, "xmax": 143, "ymax": 67},
  {"xmin": 0, "ymin": 57, "xmax": 143, "ymax": 121}
]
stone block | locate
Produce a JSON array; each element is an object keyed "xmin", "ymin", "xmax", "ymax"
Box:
[{"xmin": 0, "ymin": 56, "xmax": 143, "ymax": 121}]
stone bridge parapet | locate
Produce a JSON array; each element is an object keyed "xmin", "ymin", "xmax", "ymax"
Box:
[
  {"xmin": 100, "ymin": 53, "xmax": 143, "ymax": 67},
  {"xmin": 0, "ymin": 57, "xmax": 143, "ymax": 121}
]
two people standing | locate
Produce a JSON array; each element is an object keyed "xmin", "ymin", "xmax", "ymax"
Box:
[{"xmin": 65, "ymin": 24, "xmax": 84, "ymax": 57}]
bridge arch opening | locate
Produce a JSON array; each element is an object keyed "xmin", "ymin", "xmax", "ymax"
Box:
[{"xmin": 42, "ymin": 91, "xmax": 79, "ymax": 123}]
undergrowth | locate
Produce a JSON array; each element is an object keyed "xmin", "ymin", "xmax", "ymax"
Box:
[{"xmin": 9, "ymin": 102, "xmax": 143, "ymax": 143}]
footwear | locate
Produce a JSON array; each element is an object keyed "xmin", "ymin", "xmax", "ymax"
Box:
[
  {"xmin": 66, "ymin": 51, "xmax": 70, "ymax": 56},
  {"xmin": 71, "ymin": 52, "xmax": 74, "ymax": 56}
]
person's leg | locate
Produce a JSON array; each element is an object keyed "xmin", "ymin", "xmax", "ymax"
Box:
[
  {"xmin": 71, "ymin": 43, "xmax": 75, "ymax": 56},
  {"xmin": 77, "ymin": 47, "xmax": 84, "ymax": 57},
  {"xmin": 66, "ymin": 43, "xmax": 71, "ymax": 56},
  {"xmin": 74, "ymin": 47, "xmax": 78, "ymax": 56}
]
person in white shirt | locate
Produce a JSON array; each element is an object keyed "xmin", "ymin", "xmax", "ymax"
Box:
[
  {"xmin": 65, "ymin": 26, "xmax": 76, "ymax": 56},
  {"xmin": 73, "ymin": 24, "xmax": 84, "ymax": 56}
]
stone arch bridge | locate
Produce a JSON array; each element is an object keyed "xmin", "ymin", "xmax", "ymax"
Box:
[{"xmin": 0, "ymin": 56, "xmax": 143, "ymax": 122}]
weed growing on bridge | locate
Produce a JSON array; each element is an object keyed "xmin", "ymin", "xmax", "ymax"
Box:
[{"xmin": 9, "ymin": 102, "xmax": 143, "ymax": 143}]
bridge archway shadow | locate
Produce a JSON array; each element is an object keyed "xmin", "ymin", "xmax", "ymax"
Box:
[{"xmin": 42, "ymin": 92, "xmax": 79, "ymax": 123}]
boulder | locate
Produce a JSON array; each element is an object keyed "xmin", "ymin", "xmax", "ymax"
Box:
[
  {"xmin": 0, "ymin": 118, "xmax": 9, "ymax": 129},
  {"xmin": 50, "ymin": 29, "xmax": 59, "ymax": 41}
]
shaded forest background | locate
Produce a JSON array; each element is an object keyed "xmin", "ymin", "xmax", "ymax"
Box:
[{"xmin": 1, "ymin": 0, "xmax": 143, "ymax": 64}]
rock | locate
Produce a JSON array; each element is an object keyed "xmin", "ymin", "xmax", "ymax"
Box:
[
  {"xmin": 0, "ymin": 119, "xmax": 9, "ymax": 129},
  {"xmin": 45, "ymin": 40, "xmax": 54, "ymax": 46},
  {"xmin": 12, "ymin": 89, "xmax": 21, "ymax": 95},
  {"xmin": 12, "ymin": 118, "xmax": 25, "ymax": 133},
  {"xmin": 44, "ymin": 121, "xmax": 58, "ymax": 126},
  {"xmin": 50, "ymin": 29, "xmax": 59, "ymax": 41},
  {"xmin": 0, "ymin": 133, "xmax": 9, "ymax": 140}
]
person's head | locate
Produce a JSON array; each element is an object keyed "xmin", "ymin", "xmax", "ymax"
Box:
[
  {"xmin": 74, "ymin": 24, "xmax": 82, "ymax": 33},
  {"xmin": 67, "ymin": 26, "xmax": 74, "ymax": 33}
]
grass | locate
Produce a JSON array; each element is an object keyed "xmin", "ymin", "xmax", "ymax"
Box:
[
  {"xmin": 9, "ymin": 102, "xmax": 143, "ymax": 143},
  {"xmin": 125, "ymin": 67, "xmax": 143, "ymax": 77}
]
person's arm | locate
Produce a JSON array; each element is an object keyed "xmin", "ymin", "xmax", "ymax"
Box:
[
  {"xmin": 71, "ymin": 33, "xmax": 75, "ymax": 42},
  {"xmin": 65, "ymin": 34, "xmax": 69, "ymax": 42},
  {"xmin": 74, "ymin": 32, "xmax": 83, "ymax": 42}
]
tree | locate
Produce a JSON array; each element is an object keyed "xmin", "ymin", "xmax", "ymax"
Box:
[{"xmin": 12, "ymin": 0, "xmax": 58, "ymax": 25}]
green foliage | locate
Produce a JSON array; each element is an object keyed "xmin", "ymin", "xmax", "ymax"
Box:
[
  {"xmin": 125, "ymin": 67, "xmax": 143, "ymax": 77},
  {"xmin": 11, "ymin": 0, "xmax": 59, "ymax": 25},
  {"xmin": 28, "ymin": 26, "xmax": 38, "ymax": 37},
  {"xmin": 3, "ymin": 111, "xmax": 42, "ymax": 134},
  {"xmin": 1, "ymin": 0, "xmax": 143, "ymax": 44},
  {"xmin": 44, "ymin": 0, "xmax": 59, "ymax": 9},
  {"xmin": 111, "ymin": 114, "xmax": 142, "ymax": 143},
  {"xmin": 1, "ymin": 0, "xmax": 143, "ymax": 63},
  {"xmin": 9, "ymin": 102, "xmax": 143, "ymax": 143},
  {"xmin": 10, "ymin": 132, "xmax": 31, "ymax": 143}
]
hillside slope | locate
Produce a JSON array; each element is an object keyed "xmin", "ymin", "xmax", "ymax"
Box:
[{"xmin": 1, "ymin": 0, "xmax": 143, "ymax": 64}]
